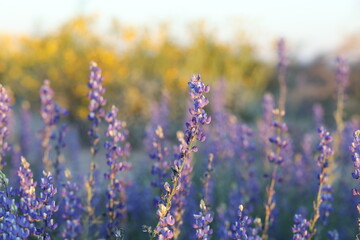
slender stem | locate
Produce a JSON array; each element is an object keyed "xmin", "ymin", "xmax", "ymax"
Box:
[
  {"xmin": 42, "ymin": 126, "xmax": 52, "ymax": 172},
  {"xmin": 329, "ymin": 85, "xmax": 344, "ymax": 184},
  {"xmin": 308, "ymin": 168, "xmax": 326, "ymax": 240},
  {"xmin": 150, "ymin": 138, "xmax": 196, "ymax": 240},
  {"xmin": 262, "ymin": 164, "xmax": 278, "ymax": 240},
  {"xmin": 83, "ymin": 154, "xmax": 95, "ymax": 240}
]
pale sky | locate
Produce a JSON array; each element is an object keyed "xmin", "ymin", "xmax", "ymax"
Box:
[{"xmin": 1, "ymin": 0, "xmax": 359, "ymax": 61}]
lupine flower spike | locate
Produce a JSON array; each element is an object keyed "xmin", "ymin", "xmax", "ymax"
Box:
[
  {"xmin": 308, "ymin": 127, "xmax": 334, "ymax": 239},
  {"xmin": 18, "ymin": 157, "xmax": 59, "ymax": 239},
  {"xmin": 231, "ymin": 204, "xmax": 262, "ymax": 240},
  {"xmin": 0, "ymin": 84, "xmax": 10, "ymax": 169},
  {"xmin": 150, "ymin": 125, "xmax": 170, "ymax": 206},
  {"xmin": 330, "ymin": 56, "xmax": 349, "ymax": 183},
  {"xmin": 262, "ymin": 38, "xmax": 288, "ymax": 240},
  {"xmin": 84, "ymin": 61, "xmax": 107, "ymax": 237},
  {"xmin": 350, "ymin": 130, "xmax": 360, "ymax": 237},
  {"xmin": 291, "ymin": 214, "xmax": 310, "ymax": 240},
  {"xmin": 39, "ymin": 80, "xmax": 67, "ymax": 172},
  {"xmin": 146, "ymin": 74, "xmax": 211, "ymax": 240},
  {"xmin": 104, "ymin": 105, "xmax": 131, "ymax": 236},
  {"xmin": 0, "ymin": 170, "xmax": 32, "ymax": 239},
  {"xmin": 61, "ymin": 169, "xmax": 83, "ymax": 240}
]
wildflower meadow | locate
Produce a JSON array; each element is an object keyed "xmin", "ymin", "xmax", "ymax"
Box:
[{"xmin": 1, "ymin": 17, "xmax": 360, "ymax": 240}]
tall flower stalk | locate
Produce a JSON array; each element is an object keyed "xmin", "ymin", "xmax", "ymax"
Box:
[
  {"xmin": 104, "ymin": 105, "xmax": 131, "ymax": 236},
  {"xmin": 350, "ymin": 130, "xmax": 360, "ymax": 237},
  {"xmin": 146, "ymin": 74, "xmax": 211, "ymax": 240},
  {"xmin": 0, "ymin": 84, "xmax": 10, "ymax": 169},
  {"xmin": 262, "ymin": 38, "xmax": 288, "ymax": 240},
  {"xmin": 84, "ymin": 61, "xmax": 107, "ymax": 237},
  {"xmin": 329, "ymin": 56, "xmax": 349, "ymax": 183},
  {"xmin": 39, "ymin": 80, "xmax": 67, "ymax": 173},
  {"xmin": 149, "ymin": 125, "xmax": 170, "ymax": 206},
  {"xmin": 308, "ymin": 127, "xmax": 334, "ymax": 239}
]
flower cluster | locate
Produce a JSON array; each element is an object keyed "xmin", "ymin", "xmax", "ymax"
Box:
[
  {"xmin": 230, "ymin": 205, "xmax": 262, "ymax": 240},
  {"xmin": 0, "ymin": 170, "xmax": 32, "ymax": 239},
  {"xmin": 291, "ymin": 214, "xmax": 310, "ymax": 240},
  {"xmin": 268, "ymin": 110, "xmax": 288, "ymax": 165},
  {"xmin": 149, "ymin": 74, "xmax": 211, "ymax": 240},
  {"xmin": 317, "ymin": 127, "xmax": 334, "ymax": 168},
  {"xmin": 150, "ymin": 125, "xmax": 170, "ymax": 206},
  {"xmin": 84, "ymin": 61, "xmax": 107, "ymax": 236},
  {"xmin": 0, "ymin": 85, "xmax": 10, "ymax": 169},
  {"xmin": 193, "ymin": 154, "xmax": 214, "ymax": 240},
  {"xmin": 39, "ymin": 80, "xmax": 68, "ymax": 172},
  {"xmin": 328, "ymin": 230, "xmax": 339, "ymax": 240},
  {"xmin": 258, "ymin": 93, "xmax": 275, "ymax": 155},
  {"xmin": 61, "ymin": 169, "xmax": 83, "ymax": 240},
  {"xmin": 104, "ymin": 105, "xmax": 131, "ymax": 234},
  {"xmin": 350, "ymin": 130, "xmax": 360, "ymax": 229},
  {"xmin": 18, "ymin": 157, "xmax": 59, "ymax": 239},
  {"xmin": 307, "ymin": 127, "xmax": 333, "ymax": 237},
  {"xmin": 87, "ymin": 61, "xmax": 107, "ymax": 155},
  {"xmin": 193, "ymin": 200, "xmax": 213, "ymax": 240}
]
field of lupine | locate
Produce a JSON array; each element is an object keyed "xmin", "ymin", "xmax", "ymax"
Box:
[{"xmin": 0, "ymin": 39, "xmax": 359, "ymax": 240}]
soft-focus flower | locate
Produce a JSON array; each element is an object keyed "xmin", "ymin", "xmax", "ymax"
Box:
[
  {"xmin": 104, "ymin": 105, "xmax": 131, "ymax": 235},
  {"xmin": 149, "ymin": 74, "xmax": 211, "ymax": 240},
  {"xmin": 61, "ymin": 169, "xmax": 83, "ymax": 240},
  {"xmin": 87, "ymin": 61, "xmax": 107, "ymax": 155},
  {"xmin": 39, "ymin": 80, "xmax": 68, "ymax": 172},
  {"xmin": 291, "ymin": 214, "xmax": 310, "ymax": 240},
  {"xmin": 0, "ymin": 84, "xmax": 11, "ymax": 169},
  {"xmin": 230, "ymin": 205, "xmax": 262, "ymax": 240},
  {"xmin": 17, "ymin": 157, "xmax": 59, "ymax": 239}
]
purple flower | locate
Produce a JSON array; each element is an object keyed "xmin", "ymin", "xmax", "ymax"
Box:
[
  {"xmin": 17, "ymin": 157, "xmax": 59, "ymax": 239},
  {"xmin": 0, "ymin": 84, "xmax": 11, "ymax": 169},
  {"xmin": 317, "ymin": 127, "xmax": 334, "ymax": 168},
  {"xmin": 148, "ymin": 74, "xmax": 211, "ymax": 240},
  {"xmin": 193, "ymin": 154, "xmax": 214, "ymax": 240},
  {"xmin": 350, "ymin": 130, "xmax": 360, "ymax": 230},
  {"xmin": 0, "ymin": 170, "xmax": 32, "ymax": 239},
  {"xmin": 307, "ymin": 127, "xmax": 334, "ymax": 236},
  {"xmin": 258, "ymin": 93, "xmax": 275, "ymax": 156},
  {"xmin": 61, "ymin": 169, "xmax": 83, "ymax": 240},
  {"xmin": 230, "ymin": 205, "xmax": 262, "ymax": 240},
  {"xmin": 39, "ymin": 80, "xmax": 68, "ymax": 172},
  {"xmin": 84, "ymin": 61, "xmax": 107, "ymax": 236},
  {"xmin": 149, "ymin": 125, "xmax": 170, "ymax": 206},
  {"xmin": 327, "ymin": 230, "xmax": 339, "ymax": 240},
  {"xmin": 193, "ymin": 200, "xmax": 213, "ymax": 240},
  {"xmin": 19, "ymin": 101, "xmax": 32, "ymax": 159},
  {"xmin": 87, "ymin": 61, "xmax": 107, "ymax": 155},
  {"xmin": 291, "ymin": 214, "xmax": 310, "ymax": 240},
  {"xmin": 104, "ymin": 105, "xmax": 131, "ymax": 235},
  {"xmin": 317, "ymin": 127, "xmax": 334, "ymax": 225}
]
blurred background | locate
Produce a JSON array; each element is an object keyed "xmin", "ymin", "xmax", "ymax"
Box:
[{"xmin": 1, "ymin": 0, "xmax": 359, "ymax": 139}]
